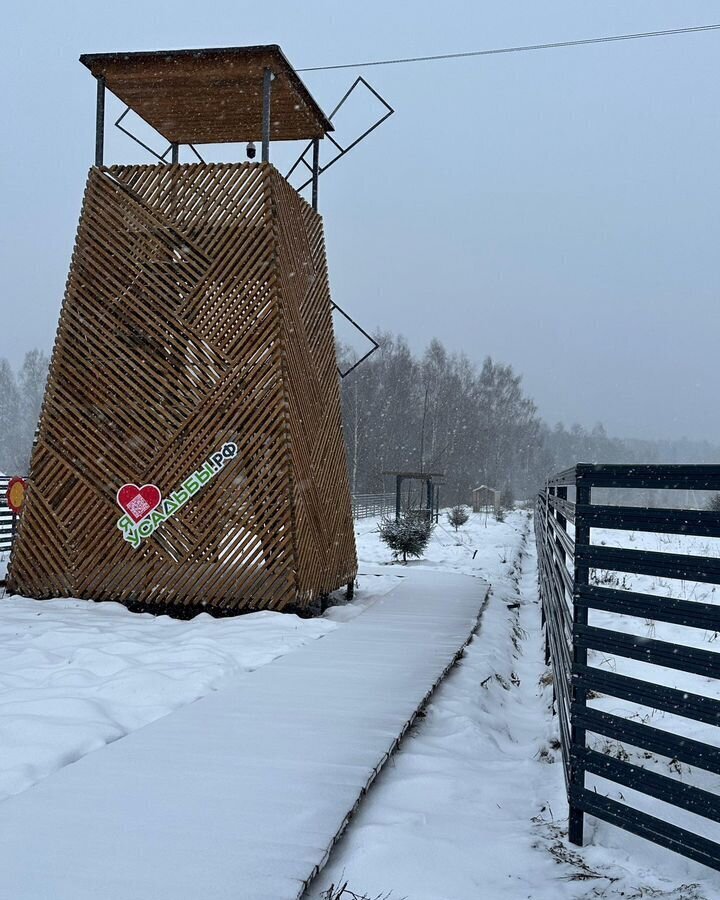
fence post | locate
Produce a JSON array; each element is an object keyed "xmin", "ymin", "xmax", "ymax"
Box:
[
  {"xmin": 569, "ymin": 469, "xmax": 590, "ymax": 845},
  {"xmin": 553, "ymin": 484, "xmax": 568, "ymax": 672},
  {"xmin": 542, "ymin": 480, "xmax": 551, "ymax": 666},
  {"xmin": 538, "ymin": 487, "xmax": 545, "ymax": 608}
]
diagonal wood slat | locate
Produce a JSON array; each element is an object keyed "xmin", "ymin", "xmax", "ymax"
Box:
[{"xmin": 8, "ymin": 162, "xmax": 357, "ymax": 615}]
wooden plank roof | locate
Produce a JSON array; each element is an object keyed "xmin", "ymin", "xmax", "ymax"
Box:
[{"xmin": 79, "ymin": 45, "xmax": 333, "ymax": 144}]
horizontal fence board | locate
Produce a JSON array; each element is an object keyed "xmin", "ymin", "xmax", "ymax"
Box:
[
  {"xmin": 573, "ymin": 704, "xmax": 720, "ymax": 776},
  {"xmin": 577, "ymin": 544, "xmax": 720, "ymax": 584},
  {"xmin": 539, "ymin": 463, "xmax": 720, "ymax": 868},
  {"xmin": 575, "ymin": 463, "xmax": 720, "ymax": 492},
  {"xmin": 575, "ymin": 624, "xmax": 720, "ymax": 679},
  {"xmin": 545, "ymin": 509, "xmax": 575, "ymax": 558},
  {"xmin": 548, "ymin": 638, "xmax": 572, "ymax": 748},
  {"xmin": 351, "ymin": 493, "xmax": 396, "ymax": 520},
  {"xmin": 574, "ymin": 663, "xmax": 720, "ymax": 727},
  {"xmin": 578, "ymin": 746, "xmax": 720, "ymax": 824},
  {"xmin": 538, "ymin": 535, "xmax": 574, "ymax": 601},
  {"xmin": 547, "ymin": 493, "xmax": 576, "ymax": 521},
  {"xmin": 542, "ymin": 565, "xmax": 573, "ymax": 639},
  {"xmin": 579, "ymin": 504, "xmax": 720, "ymax": 538},
  {"xmin": 546, "ymin": 615, "xmax": 572, "ymax": 689},
  {"xmin": 536, "ymin": 490, "xmax": 575, "ymax": 786},
  {"xmin": 575, "ymin": 584, "xmax": 720, "ymax": 631},
  {"xmin": 545, "ymin": 467, "xmax": 577, "ymax": 487},
  {"xmin": 0, "ymin": 501, "xmax": 16, "ymax": 552},
  {"xmin": 571, "ymin": 788, "xmax": 720, "ymax": 871}
]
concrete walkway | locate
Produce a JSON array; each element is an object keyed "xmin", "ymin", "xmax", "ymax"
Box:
[{"xmin": 0, "ymin": 571, "xmax": 488, "ymax": 900}]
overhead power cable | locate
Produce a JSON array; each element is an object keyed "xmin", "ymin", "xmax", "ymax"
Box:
[{"xmin": 297, "ymin": 23, "xmax": 720, "ymax": 72}]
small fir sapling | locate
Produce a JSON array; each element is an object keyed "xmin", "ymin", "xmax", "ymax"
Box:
[
  {"xmin": 378, "ymin": 512, "xmax": 435, "ymax": 563},
  {"xmin": 447, "ymin": 504, "xmax": 470, "ymax": 531}
]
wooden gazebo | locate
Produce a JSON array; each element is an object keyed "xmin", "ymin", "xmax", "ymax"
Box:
[
  {"xmin": 384, "ymin": 471, "xmax": 444, "ymax": 522},
  {"xmin": 7, "ymin": 46, "xmax": 357, "ymax": 615}
]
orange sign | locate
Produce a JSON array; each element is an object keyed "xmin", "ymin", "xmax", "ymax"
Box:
[{"xmin": 6, "ymin": 477, "xmax": 27, "ymax": 515}]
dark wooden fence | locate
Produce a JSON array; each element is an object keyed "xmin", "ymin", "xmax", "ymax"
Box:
[{"xmin": 536, "ymin": 464, "xmax": 720, "ymax": 871}]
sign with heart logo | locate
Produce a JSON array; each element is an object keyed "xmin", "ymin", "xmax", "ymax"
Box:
[
  {"xmin": 116, "ymin": 483, "xmax": 162, "ymax": 524},
  {"xmin": 115, "ymin": 441, "xmax": 238, "ymax": 549}
]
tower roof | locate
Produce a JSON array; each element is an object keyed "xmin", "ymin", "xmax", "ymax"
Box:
[{"xmin": 80, "ymin": 44, "xmax": 333, "ymax": 144}]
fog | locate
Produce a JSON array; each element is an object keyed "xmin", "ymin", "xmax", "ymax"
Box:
[{"xmin": 2, "ymin": 0, "xmax": 718, "ymax": 443}]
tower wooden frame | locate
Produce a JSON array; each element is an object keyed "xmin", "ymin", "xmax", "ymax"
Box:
[{"xmin": 7, "ymin": 47, "xmax": 357, "ymax": 615}]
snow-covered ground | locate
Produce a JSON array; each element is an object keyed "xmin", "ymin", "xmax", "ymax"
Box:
[
  {"xmin": 0, "ymin": 589, "xmax": 341, "ymax": 802},
  {"xmin": 309, "ymin": 512, "xmax": 720, "ymax": 900},
  {"xmin": 2, "ymin": 512, "xmax": 719, "ymax": 898}
]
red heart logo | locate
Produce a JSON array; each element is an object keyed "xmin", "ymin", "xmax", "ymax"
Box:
[{"xmin": 116, "ymin": 483, "xmax": 162, "ymax": 524}]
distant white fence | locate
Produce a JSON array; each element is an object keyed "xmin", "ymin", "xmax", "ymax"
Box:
[
  {"xmin": 351, "ymin": 493, "xmax": 395, "ymax": 520},
  {"xmin": 0, "ymin": 477, "xmax": 15, "ymax": 553}
]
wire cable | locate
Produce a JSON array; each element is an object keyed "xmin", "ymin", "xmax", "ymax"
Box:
[{"xmin": 297, "ymin": 23, "xmax": 720, "ymax": 72}]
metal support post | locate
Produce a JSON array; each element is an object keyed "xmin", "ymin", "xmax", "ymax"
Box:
[
  {"xmin": 542, "ymin": 479, "xmax": 551, "ymax": 663},
  {"xmin": 171, "ymin": 143, "xmax": 179, "ymax": 164},
  {"xmin": 311, "ymin": 138, "xmax": 320, "ymax": 211},
  {"xmin": 95, "ymin": 76, "xmax": 106, "ymax": 167},
  {"xmin": 569, "ymin": 475, "xmax": 590, "ymax": 846},
  {"xmin": 262, "ymin": 68, "xmax": 273, "ymax": 163}
]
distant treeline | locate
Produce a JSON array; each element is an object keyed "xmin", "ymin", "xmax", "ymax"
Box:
[
  {"xmin": 0, "ymin": 351, "xmax": 49, "ymax": 474},
  {"xmin": 339, "ymin": 333, "xmax": 720, "ymax": 502},
  {"xmin": 2, "ymin": 341, "xmax": 719, "ymax": 503}
]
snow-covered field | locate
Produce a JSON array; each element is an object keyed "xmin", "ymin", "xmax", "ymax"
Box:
[
  {"xmin": 0, "ymin": 585, "xmax": 340, "ymax": 802},
  {"xmin": 2, "ymin": 512, "xmax": 720, "ymax": 899}
]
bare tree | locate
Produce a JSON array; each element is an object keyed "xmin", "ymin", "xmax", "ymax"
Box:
[{"xmin": 338, "ymin": 333, "xmax": 720, "ymax": 504}]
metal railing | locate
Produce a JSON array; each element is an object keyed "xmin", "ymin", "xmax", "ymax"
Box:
[
  {"xmin": 537, "ymin": 464, "xmax": 720, "ymax": 871},
  {"xmin": 351, "ymin": 492, "xmax": 396, "ymax": 519}
]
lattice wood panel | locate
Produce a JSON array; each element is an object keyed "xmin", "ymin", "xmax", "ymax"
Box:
[{"xmin": 7, "ymin": 163, "xmax": 357, "ymax": 615}]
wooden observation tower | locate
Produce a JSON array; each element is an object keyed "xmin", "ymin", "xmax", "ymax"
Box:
[{"xmin": 7, "ymin": 46, "xmax": 359, "ymax": 615}]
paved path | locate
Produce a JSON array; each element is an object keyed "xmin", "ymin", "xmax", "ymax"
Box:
[{"xmin": 0, "ymin": 571, "xmax": 488, "ymax": 900}]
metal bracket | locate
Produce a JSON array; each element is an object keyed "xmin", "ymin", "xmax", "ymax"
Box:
[
  {"xmin": 186, "ymin": 144, "xmax": 206, "ymax": 163},
  {"xmin": 332, "ymin": 302, "xmax": 380, "ymax": 378},
  {"xmin": 286, "ymin": 76, "xmax": 394, "ymax": 191},
  {"xmin": 115, "ymin": 107, "xmax": 173, "ymax": 163},
  {"xmin": 115, "ymin": 107, "xmax": 206, "ymax": 164}
]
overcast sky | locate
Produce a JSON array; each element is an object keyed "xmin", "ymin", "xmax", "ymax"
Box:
[{"xmin": 2, "ymin": 1, "xmax": 719, "ymax": 443}]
